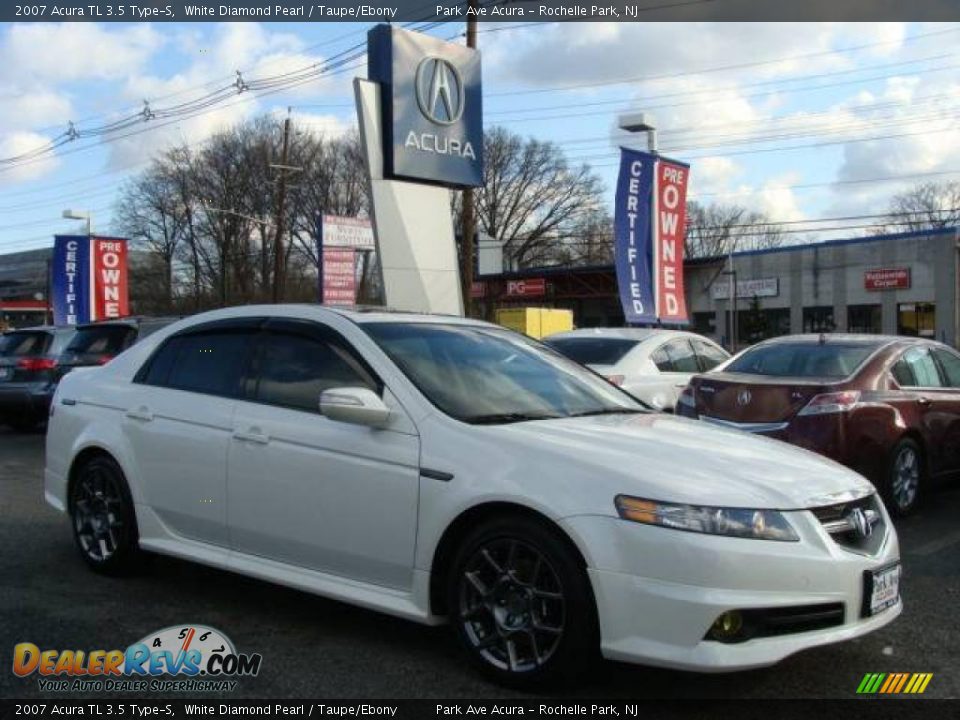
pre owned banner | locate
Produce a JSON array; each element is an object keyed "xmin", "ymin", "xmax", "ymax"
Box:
[
  {"xmin": 51, "ymin": 236, "xmax": 129, "ymax": 326},
  {"xmin": 613, "ymin": 149, "xmax": 690, "ymax": 325}
]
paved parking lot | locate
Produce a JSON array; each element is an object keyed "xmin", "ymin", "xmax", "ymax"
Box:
[{"xmin": 1, "ymin": 426, "xmax": 957, "ymax": 699}]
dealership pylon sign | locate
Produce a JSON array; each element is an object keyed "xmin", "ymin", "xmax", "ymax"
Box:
[
  {"xmin": 51, "ymin": 235, "xmax": 129, "ymax": 326},
  {"xmin": 613, "ymin": 148, "xmax": 690, "ymax": 325}
]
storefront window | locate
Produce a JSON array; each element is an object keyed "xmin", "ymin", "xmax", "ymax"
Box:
[
  {"xmin": 691, "ymin": 312, "xmax": 716, "ymax": 337},
  {"xmin": 848, "ymin": 305, "xmax": 882, "ymax": 334},
  {"xmin": 803, "ymin": 306, "xmax": 836, "ymax": 333},
  {"xmin": 898, "ymin": 303, "xmax": 936, "ymax": 338},
  {"xmin": 738, "ymin": 307, "xmax": 790, "ymax": 344}
]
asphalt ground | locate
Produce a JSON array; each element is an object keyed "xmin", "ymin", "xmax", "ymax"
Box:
[{"xmin": 1, "ymin": 426, "xmax": 958, "ymax": 700}]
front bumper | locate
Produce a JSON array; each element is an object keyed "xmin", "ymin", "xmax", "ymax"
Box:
[{"xmin": 561, "ymin": 509, "xmax": 901, "ymax": 672}]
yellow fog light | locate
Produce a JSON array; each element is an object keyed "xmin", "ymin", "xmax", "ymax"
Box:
[{"xmin": 709, "ymin": 610, "xmax": 743, "ymax": 641}]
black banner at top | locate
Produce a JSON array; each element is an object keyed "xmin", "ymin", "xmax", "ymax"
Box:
[{"xmin": 2, "ymin": 0, "xmax": 959, "ymax": 23}]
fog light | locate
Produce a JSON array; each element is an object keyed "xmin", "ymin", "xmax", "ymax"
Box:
[{"xmin": 709, "ymin": 610, "xmax": 744, "ymax": 641}]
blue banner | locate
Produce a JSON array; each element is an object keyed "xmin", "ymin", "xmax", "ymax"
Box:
[
  {"xmin": 614, "ymin": 148, "xmax": 657, "ymax": 324},
  {"xmin": 51, "ymin": 235, "xmax": 91, "ymax": 326}
]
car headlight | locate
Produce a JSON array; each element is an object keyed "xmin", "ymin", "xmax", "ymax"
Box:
[{"xmin": 614, "ymin": 495, "xmax": 799, "ymax": 541}]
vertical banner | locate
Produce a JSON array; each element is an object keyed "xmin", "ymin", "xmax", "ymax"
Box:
[
  {"xmin": 655, "ymin": 159, "xmax": 690, "ymax": 324},
  {"xmin": 91, "ymin": 238, "xmax": 130, "ymax": 320},
  {"xmin": 51, "ymin": 236, "xmax": 91, "ymax": 326},
  {"xmin": 613, "ymin": 149, "xmax": 657, "ymax": 324},
  {"xmin": 613, "ymin": 149, "xmax": 691, "ymax": 325},
  {"xmin": 322, "ymin": 248, "xmax": 358, "ymax": 305},
  {"xmin": 51, "ymin": 236, "xmax": 129, "ymax": 326}
]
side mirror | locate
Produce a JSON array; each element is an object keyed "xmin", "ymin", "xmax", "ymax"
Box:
[{"xmin": 319, "ymin": 387, "xmax": 391, "ymax": 428}]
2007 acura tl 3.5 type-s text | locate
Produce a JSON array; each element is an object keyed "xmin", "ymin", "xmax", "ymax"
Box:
[{"xmin": 44, "ymin": 306, "xmax": 901, "ymax": 685}]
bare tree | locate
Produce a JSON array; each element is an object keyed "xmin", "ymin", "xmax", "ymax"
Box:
[
  {"xmin": 456, "ymin": 126, "xmax": 607, "ymax": 270},
  {"xmin": 873, "ymin": 181, "xmax": 960, "ymax": 234},
  {"xmin": 685, "ymin": 201, "xmax": 785, "ymax": 259}
]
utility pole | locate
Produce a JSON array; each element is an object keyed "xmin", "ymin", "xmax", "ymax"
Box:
[
  {"xmin": 460, "ymin": 0, "xmax": 479, "ymax": 317},
  {"xmin": 271, "ymin": 110, "xmax": 293, "ymax": 303}
]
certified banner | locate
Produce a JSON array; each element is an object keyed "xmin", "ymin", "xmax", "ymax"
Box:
[
  {"xmin": 613, "ymin": 149, "xmax": 657, "ymax": 324},
  {"xmin": 51, "ymin": 236, "xmax": 130, "ymax": 326},
  {"xmin": 613, "ymin": 149, "xmax": 690, "ymax": 325}
]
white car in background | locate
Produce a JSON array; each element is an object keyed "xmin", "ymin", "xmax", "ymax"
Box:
[
  {"xmin": 45, "ymin": 306, "xmax": 900, "ymax": 685},
  {"xmin": 544, "ymin": 328, "xmax": 730, "ymax": 411}
]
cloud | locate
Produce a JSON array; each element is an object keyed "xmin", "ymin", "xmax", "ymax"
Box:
[{"xmin": 0, "ymin": 131, "xmax": 60, "ymax": 184}]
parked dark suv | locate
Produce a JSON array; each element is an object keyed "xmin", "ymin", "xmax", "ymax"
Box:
[
  {"xmin": 677, "ymin": 334, "xmax": 960, "ymax": 516},
  {"xmin": 56, "ymin": 317, "xmax": 179, "ymax": 381},
  {"xmin": 0, "ymin": 326, "xmax": 76, "ymax": 430}
]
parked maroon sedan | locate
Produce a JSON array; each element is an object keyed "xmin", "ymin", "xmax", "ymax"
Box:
[{"xmin": 677, "ymin": 334, "xmax": 960, "ymax": 516}]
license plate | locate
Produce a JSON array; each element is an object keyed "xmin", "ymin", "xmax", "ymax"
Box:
[{"xmin": 864, "ymin": 563, "xmax": 901, "ymax": 617}]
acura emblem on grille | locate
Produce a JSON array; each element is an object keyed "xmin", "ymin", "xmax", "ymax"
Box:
[
  {"xmin": 737, "ymin": 389, "xmax": 752, "ymax": 406},
  {"xmin": 847, "ymin": 508, "xmax": 874, "ymax": 538}
]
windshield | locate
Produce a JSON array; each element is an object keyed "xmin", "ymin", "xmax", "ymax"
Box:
[
  {"xmin": 0, "ymin": 331, "xmax": 51, "ymax": 357},
  {"xmin": 364, "ymin": 323, "xmax": 644, "ymax": 424},
  {"xmin": 725, "ymin": 342, "xmax": 880, "ymax": 379},
  {"xmin": 65, "ymin": 325, "xmax": 134, "ymax": 355},
  {"xmin": 544, "ymin": 337, "xmax": 639, "ymax": 366}
]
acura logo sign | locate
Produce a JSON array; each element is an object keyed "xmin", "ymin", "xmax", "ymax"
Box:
[
  {"xmin": 415, "ymin": 57, "xmax": 464, "ymax": 125},
  {"xmin": 737, "ymin": 389, "xmax": 752, "ymax": 406}
]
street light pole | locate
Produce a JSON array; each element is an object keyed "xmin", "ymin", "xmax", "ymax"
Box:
[
  {"xmin": 62, "ymin": 209, "xmax": 93, "ymax": 236},
  {"xmin": 271, "ymin": 110, "xmax": 293, "ymax": 303}
]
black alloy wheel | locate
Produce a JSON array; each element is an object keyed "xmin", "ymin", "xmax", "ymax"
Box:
[
  {"xmin": 884, "ymin": 438, "xmax": 924, "ymax": 517},
  {"xmin": 69, "ymin": 455, "xmax": 140, "ymax": 574},
  {"xmin": 448, "ymin": 516, "xmax": 598, "ymax": 686}
]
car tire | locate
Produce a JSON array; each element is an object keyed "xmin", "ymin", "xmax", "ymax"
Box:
[
  {"xmin": 446, "ymin": 514, "xmax": 599, "ymax": 687},
  {"xmin": 69, "ymin": 455, "xmax": 140, "ymax": 575},
  {"xmin": 883, "ymin": 438, "xmax": 924, "ymax": 517}
]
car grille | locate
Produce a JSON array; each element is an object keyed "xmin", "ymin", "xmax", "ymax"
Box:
[{"xmin": 810, "ymin": 493, "xmax": 886, "ymax": 555}]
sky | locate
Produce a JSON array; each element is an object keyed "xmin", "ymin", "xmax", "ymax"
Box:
[{"xmin": 1, "ymin": 20, "xmax": 960, "ymax": 255}]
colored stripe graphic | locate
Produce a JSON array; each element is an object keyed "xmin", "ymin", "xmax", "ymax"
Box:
[{"xmin": 857, "ymin": 673, "xmax": 932, "ymax": 694}]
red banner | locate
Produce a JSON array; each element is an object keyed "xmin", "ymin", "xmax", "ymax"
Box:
[
  {"xmin": 654, "ymin": 160, "xmax": 689, "ymax": 323},
  {"xmin": 91, "ymin": 238, "xmax": 129, "ymax": 320},
  {"xmin": 865, "ymin": 267, "xmax": 911, "ymax": 291},
  {"xmin": 505, "ymin": 278, "xmax": 546, "ymax": 298},
  {"xmin": 322, "ymin": 247, "xmax": 357, "ymax": 305}
]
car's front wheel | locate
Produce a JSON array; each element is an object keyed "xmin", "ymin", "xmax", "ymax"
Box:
[
  {"xmin": 69, "ymin": 455, "xmax": 140, "ymax": 575},
  {"xmin": 446, "ymin": 515, "xmax": 599, "ymax": 686},
  {"xmin": 884, "ymin": 438, "xmax": 924, "ymax": 517}
]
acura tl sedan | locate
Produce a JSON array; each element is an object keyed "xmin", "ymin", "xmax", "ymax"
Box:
[
  {"xmin": 45, "ymin": 306, "xmax": 901, "ymax": 685},
  {"xmin": 677, "ymin": 334, "xmax": 960, "ymax": 517}
]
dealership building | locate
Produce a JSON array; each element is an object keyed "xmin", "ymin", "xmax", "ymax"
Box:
[{"xmin": 475, "ymin": 226, "xmax": 960, "ymax": 348}]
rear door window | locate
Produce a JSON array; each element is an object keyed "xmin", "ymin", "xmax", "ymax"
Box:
[
  {"xmin": 142, "ymin": 331, "xmax": 256, "ymax": 398},
  {"xmin": 662, "ymin": 339, "xmax": 700, "ymax": 373},
  {"xmin": 692, "ymin": 339, "xmax": 729, "ymax": 372},
  {"xmin": 933, "ymin": 348, "xmax": 960, "ymax": 388},
  {"xmin": 899, "ymin": 347, "xmax": 943, "ymax": 388}
]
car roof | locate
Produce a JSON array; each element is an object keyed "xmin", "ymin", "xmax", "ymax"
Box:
[
  {"xmin": 753, "ymin": 333, "xmax": 919, "ymax": 349},
  {"xmin": 545, "ymin": 328, "xmax": 701, "ymax": 342}
]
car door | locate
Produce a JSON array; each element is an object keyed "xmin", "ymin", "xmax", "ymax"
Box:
[
  {"xmin": 125, "ymin": 320, "xmax": 259, "ymax": 548},
  {"xmin": 226, "ymin": 318, "xmax": 420, "ymax": 590},
  {"xmin": 891, "ymin": 345, "xmax": 951, "ymax": 476},
  {"xmin": 931, "ymin": 346, "xmax": 960, "ymax": 476}
]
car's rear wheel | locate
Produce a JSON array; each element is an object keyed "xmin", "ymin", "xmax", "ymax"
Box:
[
  {"xmin": 69, "ymin": 455, "xmax": 139, "ymax": 575},
  {"xmin": 446, "ymin": 515, "xmax": 598, "ymax": 687},
  {"xmin": 884, "ymin": 438, "xmax": 923, "ymax": 517}
]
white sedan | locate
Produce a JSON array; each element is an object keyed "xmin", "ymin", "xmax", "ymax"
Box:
[
  {"xmin": 544, "ymin": 328, "xmax": 731, "ymax": 411},
  {"xmin": 45, "ymin": 306, "xmax": 900, "ymax": 685}
]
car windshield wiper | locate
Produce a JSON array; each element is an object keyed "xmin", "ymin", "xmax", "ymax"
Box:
[
  {"xmin": 465, "ymin": 412, "xmax": 563, "ymax": 425},
  {"xmin": 567, "ymin": 408, "xmax": 647, "ymax": 418}
]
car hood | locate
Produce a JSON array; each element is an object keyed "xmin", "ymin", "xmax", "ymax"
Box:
[{"xmin": 494, "ymin": 412, "xmax": 872, "ymax": 510}]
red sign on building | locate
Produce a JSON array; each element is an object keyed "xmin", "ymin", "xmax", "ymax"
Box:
[
  {"xmin": 865, "ymin": 267, "xmax": 911, "ymax": 291},
  {"xmin": 505, "ymin": 278, "xmax": 546, "ymax": 298}
]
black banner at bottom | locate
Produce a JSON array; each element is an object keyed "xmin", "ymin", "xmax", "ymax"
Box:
[{"xmin": 0, "ymin": 700, "xmax": 956, "ymax": 720}]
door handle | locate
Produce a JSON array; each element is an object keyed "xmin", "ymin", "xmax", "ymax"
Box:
[
  {"xmin": 232, "ymin": 429, "xmax": 270, "ymax": 445},
  {"xmin": 916, "ymin": 397, "xmax": 931, "ymax": 406},
  {"xmin": 125, "ymin": 406, "xmax": 153, "ymax": 422}
]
